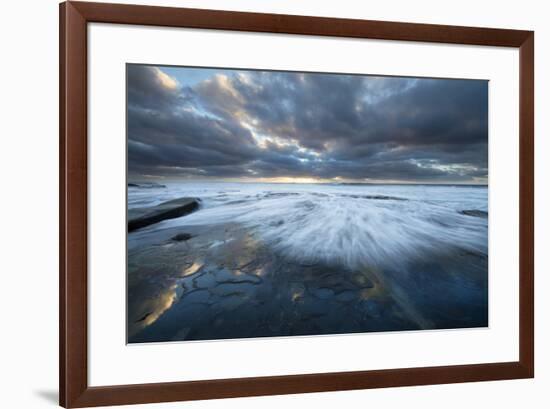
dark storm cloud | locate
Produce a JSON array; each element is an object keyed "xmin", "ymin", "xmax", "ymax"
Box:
[
  {"xmin": 127, "ymin": 64, "xmax": 488, "ymax": 183},
  {"xmin": 127, "ymin": 65, "xmax": 182, "ymax": 110}
]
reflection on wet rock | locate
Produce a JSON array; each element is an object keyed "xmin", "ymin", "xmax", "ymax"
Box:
[
  {"xmin": 128, "ymin": 284, "xmax": 181, "ymax": 338},
  {"xmin": 128, "ymin": 219, "xmax": 487, "ymax": 343},
  {"xmin": 181, "ymin": 262, "xmax": 203, "ymax": 277}
]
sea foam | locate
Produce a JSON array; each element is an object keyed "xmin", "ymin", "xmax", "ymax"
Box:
[{"xmin": 130, "ymin": 182, "xmax": 488, "ymax": 270}]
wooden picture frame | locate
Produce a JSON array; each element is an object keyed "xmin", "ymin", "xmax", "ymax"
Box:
[{"xmin": 59, "ymin": 1, "xmax": 534, "ymax": 407}]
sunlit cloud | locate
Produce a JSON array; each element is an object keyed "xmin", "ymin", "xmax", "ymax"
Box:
[{"xmin": 154, "ymin": 67, "xmax": 179, "ymax": 90}]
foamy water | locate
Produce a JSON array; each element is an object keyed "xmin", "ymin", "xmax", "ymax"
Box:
[{"xmin": 128, "ymin": 182, "xmax": 488, "ymax": 269}]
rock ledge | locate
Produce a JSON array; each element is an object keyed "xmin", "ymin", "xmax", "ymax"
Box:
[{"xmin": 128, "ymin": 197, "xmax": 200, "ymax": 232}]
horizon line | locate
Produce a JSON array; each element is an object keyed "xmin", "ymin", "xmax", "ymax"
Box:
[{"xmin": 128, "ymin": 179, "xmax": 488, "ymax": 186}]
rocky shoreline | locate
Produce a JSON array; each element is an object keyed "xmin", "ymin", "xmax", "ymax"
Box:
[
  {"xmin": 128, "ymin": 197, "xmax": 200, "ymax": 232},
  {"xmin": 127, "ymin": 197, "xmax": 488, "ymax": 342}
]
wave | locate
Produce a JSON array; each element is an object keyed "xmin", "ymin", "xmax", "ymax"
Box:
[{"xmin": 131, "ymin": 183, "xmax": 488, "ymax": 270}]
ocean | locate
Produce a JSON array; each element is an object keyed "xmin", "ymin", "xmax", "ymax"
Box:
[
  {"xmin": 127, "ymin": 182, "xmax": 488, "ymax": 342},
  {"xmin": 129, "ymin": 182, "xmax": 488, "ymax": 270}
]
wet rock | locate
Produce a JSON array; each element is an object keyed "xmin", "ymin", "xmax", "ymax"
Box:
[
  {"xmin": 210, "ymin": 283, "xmax": 255, "ymax": 297},
  {"xmin": 193, "ymin": 272, "xmax": 218, "ymax": 289},
  {"xmin": 172, "ymin": 327, "xmax": 191, "ymax": 340},
  {"xmin": 351, "ymin": 273, "xmax": 375, "ymax": 289},
  {"xmin": 128, "ymin": 182, "xmax": 166, "ymax": 189},
  {"xmin": 318, "ymin": 273, "xmax": 356, "ymax": 293},
  {"xmin": 180, "ymin": 289, "xmax": 210, "ymax": 304},
  {"xmin": 128, "ymin": 216, "xmax": 487, "ymax": 342},
  {"xmin": 214, "ymin": 293, "xmax": 249, "ymax": 310},
  {"xmin": 342, "ymin": 194, "xmax": 407, "ymax": 201},
  {"xmin": 264, "ymin": 192, "xmax": 300, "ymax": 198},
  {"xmin": 128, "ymin": 197, "xmax": 200, "ymax": 232},
  {"xmin": 362, "ymin": 299, "xmax": 383, "ymax": 319},
  {"xmin": 313, "ymin": 288, "xmax": 334, "ymax": 300},
  {"xmin": 364, "ymin": 195, "xmax": 407, "ymax": 201},
  {"xmin": 236, "ymin": 259, "xmax": 256, "ymax": 271},
  {"xmin": 335, "ymin": 290, "xmax": 357, "ymax": 303},
  {"xmin": 459, "ymin": 209, "xmax": 488, "ymax": 218},
  {"xmin": 217, "ymin": 274, "xmax": 262, "ymax": 285},
  {"xmin": 172, "ymin": 233, "xmax": 193, "ymax": 241}
]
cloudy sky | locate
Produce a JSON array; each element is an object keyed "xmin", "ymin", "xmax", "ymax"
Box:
[{"xmin": 127, "ymin": 64, "xmax": 488, "ymax": 184}]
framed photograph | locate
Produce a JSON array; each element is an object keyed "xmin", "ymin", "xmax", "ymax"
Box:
[{"xmin": 60, "ymin": 1, "xmax": 534, "ymax": 407}]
